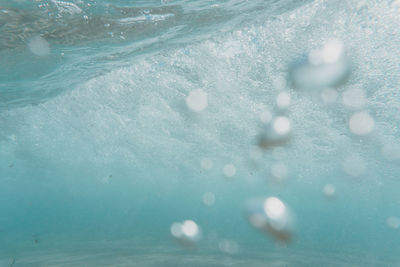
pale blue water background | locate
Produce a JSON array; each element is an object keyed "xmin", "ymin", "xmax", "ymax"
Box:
[{"xmin": 1, "ymin": 0, "xmax": 400, "ymax": 266}]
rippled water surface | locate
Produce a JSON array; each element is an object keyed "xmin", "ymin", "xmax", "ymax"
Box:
[{"xmin": 1, "ymin": 0, "xmax": 400, "ymax": 266}]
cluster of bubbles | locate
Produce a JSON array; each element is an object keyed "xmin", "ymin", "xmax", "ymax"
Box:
[
  {"xmin": 170, "ymin": 220, "xmax": 202, "ymax": 247},
  {"xmin": 288, "ymin": 39, "xmax": 350, "ymax": 91},
  {"xmin": 257, "ymin": 111, "xmax": 291, "ymax": 150},
  {"xmin": 167, "ymin": 34, "xmax": 396, "ymax": 248},
  {"xmin": 245, "ymin": 197, "xmax": 294, "ymax": 243},
  {"xmin": 172, "ymin": 39, "xmax": 358, "ymax": 247}
]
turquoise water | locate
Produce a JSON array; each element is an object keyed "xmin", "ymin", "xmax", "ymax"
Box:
[{"xmin": 1, "ymin": 0, "xmax": 400, "ymax": 266}]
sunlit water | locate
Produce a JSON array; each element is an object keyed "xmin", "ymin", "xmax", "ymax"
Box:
[{"xmin": 1, "ymin": 0, "xmax": 400, "ymax": 266}]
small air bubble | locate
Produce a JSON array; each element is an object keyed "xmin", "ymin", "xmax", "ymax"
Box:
[
  {"xmin": 271, "ymin": 162, "xmax": 288, "ymax": 181},
  {"xmin": 223, "ymin": 164, "xmax": 236, "ymax": 177},
  {"xmin": 343, "ymin": 155, "xmax": 366, "ymax": 177},
  {"xmin": 276, "ymin": 92, "xmax": 291, "ymax": 109},
  {"xmin": 202, "ymin": 192, "xmax": 216, "ymax": 206},
  {"xmin": 342, "ymin": 88, "xmax": 366, "ymax": 109},
  {"xmin": 387, "ymin": 216, "xmax": 400, "ymax": 229},
  {"xmin": 28, "ymin": 36, "xmax": 50, "ymax": 56},
  {"xmin": 323, "ymin": 184, "xmax": 336, "ymax": 198},
  {"xmin": 272, "ymin": 76, "xmax": 287, "ymax": 90},
  {"xmin": 321, "ymin": 88, "xmax": 338, "ymax": 103},
  {"xmin": 273, "ymin": 116, "xmax": 291, "ymax": 135},
  {"xmin": 381, "ymin": 144, "xmax": 400, "ymax": 161},
  {"xmin": 218, "ymin": 239, "xmax": 239, "ymax": 254},
  {"xmin": 259, "ymin": 109, "xmax": 272, "ymax": 124},
  {"xmin": 201, "ymin": 158, "xmax": 213, "ymax": 170},
  {"xmin": 186, "ymin": 89, "xmax": 208, "ymax": 112},
  {"xmin": 249, "ymin": 146, "xmax": 263, "ymax": 162},
  {"xmin": 349, "ymin": 111, "xmax": 374, "ymax": 135}
]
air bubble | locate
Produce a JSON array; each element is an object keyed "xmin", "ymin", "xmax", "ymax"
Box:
[
  {"xmin": 223, "ymin": 164, "xmax": 236, "ymax": 177},
  {"xmin": 276, "ymin": 92, "xmax": 291, "ymax": 109},
  {"xmin": 186, "ymin": 89, "xmax": 208, "ymax": 112},
  {"xmin": 391, "ymin": 0, "xmax": 400, "ymax": 9},
  {"xmin": 349, "ymin": 111, "xmax": 374, "ymax": 135},
  {"xmin": 381, "ymin": 144, "xmax": 400, "ymax": 161},
  {"xmin": 273, "ymin": 116, "xmax": 291, "ymax": 135},
  {"xmin": 343, "ymin": 155, "xmax": 366, "ymax": 177},
  {"xmin": 271, "ymin": 162, "xmax": 288, "ymax": 181},
  {"xmin": 387, "ymin": 216, "xmax": 400, "ymax": 229},
  {"xmin": 201, "ymin": 158, "xmax": 213, "ymax": 170},
  {"xmin": 249, "ymin": 146, "xmax": 263, "ymax": 163},
  {"xmin": 202, "ymin": 192, "xmax": 216, "ymax": 206},
  {"xmin": 219, "ymin": 239, "xmax": 239, "ymax": 254},
  {"xmin": 259, "ymin": 109, "xmax": 272, "ymax": 124},
  {"xmin": 321, "ymin": 88, "xmax": 338, "ymax": 103},
  {"xmin": 272, "ymin": 76, "xmax": 287, "ymax": 90},
  {"xmin": 28, "ymin": 36, "xmax": 50, "ymax": 56},
  {"xmin": 342, "ymin": 87, "xmax": 366, "ymax": 109},
  {"xmin": 323, "ymin": 184, "xmax": 336, "ymax": 198}
]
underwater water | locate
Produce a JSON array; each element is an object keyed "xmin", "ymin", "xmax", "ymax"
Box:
[{"xmin": 1, "ymin": 0, "xmax": 400, "ymax": 265}]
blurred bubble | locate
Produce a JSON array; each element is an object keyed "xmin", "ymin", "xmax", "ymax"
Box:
[
  {"xmin": 223, "ymin": 164, "xmax": 237, "ymax": 177},
  {"xmin": 272, "ymin": 76, "xmax": 287, "ymax": 90},
  {"xmin": 387, "ymin": 216, "xmax": 400, "ymax": 229},
  {"xmin": 273, "ymin": 116, "xmax": 291, "ymax": 135},
  {"xmin": 28, "ymin": 36, "xmax": 50, "ymax": 56},
  {"xmin": 343, "ymin": 155, "xmax": 366, "ymax": 177},
  {"xmin": 276, "ymin": 92, "xmax": 291, "ymax": 109},
  {"xmin": 259, "ymin": 109, "xmax": 273, "ymax": 124},
  {"xmin": 391, "ymin": 0, "xmax": 400, "ymax": 9},
  {"xmin": 170, "ymin": 220, "xmax": 201, "ymax": 247},
  {"xmin": 271, "ymin": 162, "xmax": 288, "ymax": 181},
  {"xmin": 323, "ymin": 184, "xmax": 336, "ymax": 198},
  {"xmin": 289, "ymin": 39, "xmax": 350, "ymax": 91},
  {"xmin": 349, "ymin": 111, "xmax": 374, "ymax": 135},
  {"xmin": 249, "ymin": 146, "xmax": 263, "ymax": 163},
  {"xmin": 342, "ymin": 87, "xmax": 366, "ymax": 109},
  {"xmin": 381, "ymin": 144, "xmax": 400, "ymax": 161},
  {"xmin": 219, "ymin": 239, "xmax": 239, "ymax": 254},
  {"xmin": 186, "ymin": 89, "xmax": 208, "ymax": 112},
  {"xmin": 201, "ymin": 158, "xmax": 213, "ymax": 170},
  {"xmin": 321, "ymin": 88, "xmax": 338, "ymax": 103},
  {"xmin": 245, "ymin": 197, "xmax": 294, "ymax": 243},
  {"xmin": 202, "ymin": 192, "xmax": 216, "ymax": 206}
]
